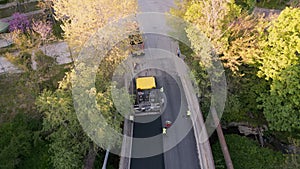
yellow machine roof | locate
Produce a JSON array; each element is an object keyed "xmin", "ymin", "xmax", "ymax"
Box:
[{"xmin": 136, "ymin": 77, "xmax": 156, "ymax": 90}]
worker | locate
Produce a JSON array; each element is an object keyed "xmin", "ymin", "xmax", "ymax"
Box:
[
  {"xmin": 165, "ymin": 120, "xmax": 172, "ymax": 128},
  {"xmin": 187, "ymin": 110, "xmax": 191, "ymax": 117},
  {"xmin": 177, "ymin": 47, "xmax": 181, "ymax": 57},
  {"xmin": 160, "ymin": 87, "xmax": 164, "ymax": 92},
  {"xmin": 163, "ymin": 127, "xmax": 167, "ymax": 135}
]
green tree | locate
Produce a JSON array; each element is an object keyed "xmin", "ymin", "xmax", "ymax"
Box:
[
  {"xmin": 258, "ymin": 7, "xmax": 300, "ymax": 80},
  {"xmin": 0, "ymin": 113, "xmax": 50, "ymax": 169},
  {"xmin": 260, "ymin": 64, "xmax": 300, "ymax": 131},
  {"xmin": 258, "ymin": 7, "xmax": 300, "ymax": 131},
  {"xmin": 36, "ymin": 88, "xmax": 90, "ymax": 169}
]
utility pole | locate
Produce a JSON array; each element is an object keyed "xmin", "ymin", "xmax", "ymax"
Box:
[{"xmin": 211, "ymin": 107, "xmax": 234, "ymax": 169}]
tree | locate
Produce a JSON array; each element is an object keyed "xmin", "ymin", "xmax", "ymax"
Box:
[
  {"xmin": 260, "ymin": 64, "xmax": 300, "ymax": 131},
  {"xmin": 222, "ymin": 14, "xmax": 268, "ymax": 72},
  {"xmin": 172, "ymin": 0, "xmax": 260, "ymax": 72},
  {"xmin": 258, "ymin": 7, "xmax": 300, "ymax": 80},
  {"xmin": 183, "ymin": 0, "xmax": 242, "ymax": 54},
  {"xmin": 52, "ymin": 0, "xmax": 137, "ymax": 53},
  {"xmin": 258, "ymin": 7, "xmax": 300, "ymax": 131},
  {"xmin": 36, "ymin": 88, "xmax": 90, "ymax": 169},
  {"xmin": 0, "ymin": 113, "xmax": 50, "ymax": 169}
]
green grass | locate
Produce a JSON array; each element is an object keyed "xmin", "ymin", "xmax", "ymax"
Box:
[
  {"xmin": 256, "ymin": 0, "xmax": 290, "ymax": 9},
  {"xmin": 0, "ymin": 63, "xmax": 70, "ymax": 119}
]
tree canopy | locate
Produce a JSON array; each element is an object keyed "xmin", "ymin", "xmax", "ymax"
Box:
[
  {"xmin": 258, "ymin": 7, "xmax": 300, "ymax": 131},
  {"xmin": 52, "ymin": 0, "xmax": 137, "ymax": 53}
]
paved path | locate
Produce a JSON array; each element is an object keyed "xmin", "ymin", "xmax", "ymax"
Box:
[
  {"xmin": 40, "ymin": 41, "xmax": 72, "ymax": 64},
  {"xmin": 0, "ymin": 41, "xmax": 72, "ymax": 74},
  {"xmin": 0, "ymin": 56, "xmax": 22, "ymax": 73}
]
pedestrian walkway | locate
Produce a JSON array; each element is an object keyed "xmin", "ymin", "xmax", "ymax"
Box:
[
  {"xmin": 0, "ymin": 41, "xmax": 72, "ymax": 74},
  {"xmin": 0, "ymin": 56, "xmax": 22, "ymax": 74},
  {"xmin": 0, "ymin": 38, "xmax": 11, "ymax": 48}
]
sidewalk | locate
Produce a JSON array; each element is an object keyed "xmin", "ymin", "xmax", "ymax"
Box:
[
  {"xmin": 0, "ymin": 56, "xmax": 22, "ymax": 74},
  {"xmin": 0, "ymin": 41, "xmax": 72, "ymax": 74}
]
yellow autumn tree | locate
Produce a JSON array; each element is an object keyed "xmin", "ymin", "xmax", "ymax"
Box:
[{"xmin": 52, "ymin": 0, "xmax": 137, "ymax": 54}]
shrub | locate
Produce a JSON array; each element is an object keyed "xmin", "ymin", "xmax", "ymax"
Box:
[
  {"xmin": 0, "ymin": 0, "xmax": 9, "ymax": 4},
  {"xmin": 212, "ymin": 134, "xmax": 285, "ymax": 169},
  {"xmin": 9, "ymin": 13, "xmax": 30, "ymax": 33}
]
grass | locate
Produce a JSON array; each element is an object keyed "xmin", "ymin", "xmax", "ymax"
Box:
[
  {"xmin": 256, "ymin": 0, "xmax": 290, "ymax": 9},
  {"xmin": 0, "ymin": 63, "xmax": 70, "ymax": 121}
]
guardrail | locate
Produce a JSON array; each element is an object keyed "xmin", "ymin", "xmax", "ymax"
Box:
[{"xmin": 119, "ymin": 117, "xmax": 134, "ymax": 169}]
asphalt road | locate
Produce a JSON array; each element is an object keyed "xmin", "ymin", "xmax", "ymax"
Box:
[
  {"xmin": 130, "ymin": 115, "xmax": 165, "ymax": 169},
  {"xmin": 158, "ymin": 69, "xmax": 201, "ymax": 169},
  {"xmin": 131, "ymin": 0, "xmax": 201, "ymax": 168},
  {"xmin": 130, "ymin": 68, "xmax": 200, "ymax": 169}
]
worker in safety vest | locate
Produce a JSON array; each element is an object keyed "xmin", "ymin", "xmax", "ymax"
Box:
[
  {"xmin": 163, "ymin": 127, "xmax": 167, "ymax": 135},
  {"xmin": 160, "ymin": 87, "xmax": 164, "ymax": 92},
  {"xmin": 187, "ymin": 110, "xmax": 191, "ymax": 117}
]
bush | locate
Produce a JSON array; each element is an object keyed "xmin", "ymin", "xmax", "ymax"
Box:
[
  {"xmin": 0, "ymin": 113, "xmax": 51, "ymax": 169},
  {"xmin": 0, "ymin": 0, "xmax": 9, "ymax": 4},
  {"xmin": 212, "ymin": 134, "xmax": 285, "ymax": 169},
  {"xmin": 9, "ymin": 13, "xmax": 30, "ymax": 33}
]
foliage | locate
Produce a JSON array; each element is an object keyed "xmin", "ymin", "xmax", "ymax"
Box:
[
  {"xmin": 259, "ymin": 64, "xmax": 300, "ymax": 131},
  {"xmin": 183, "ymin": 0, "xmax": 242, "ymax": 54},
  {"xmin": 0, "ymin": 0, "xmax": 9, "ymax": 4},
  {"xmin": 0, "ymin": 113, "xmax": 50, "ymax": 169},
  {"xmin": 7, "ymin": 51, "xmax": 33, "ymax": 71},
  {"xmin": 221, "ymin": 65, "xmax": 270, "ymax": 124},
  {"xmin": 37, "ymin": 0, "xmax": 64, "ymax": 39},
  {"xmin": 235, "ymin": 0, "xmax": 256, "ymax": 12},
  {"xmin": 32, "ymin": 20, "xmax": 53, "ymax": 42},
  {"xmin": 170, "ymin": 0, "xmax": 191, "ymax": 18},
  {"xmin": 5, "ymin": 29, "xmax": 42, "ymax": 52},
  {"xmin": 212, "ymin": 134, "xmax": 285, "ymax": 169},
  {"xmin": 258, "ymin": 7, "xmax": 300, "ymax": 131},
  {"xmin": 0, "ymin": 55, "xmax": 68, "ymax": 119},
  {"xmin": 258, "ymin": 7, "xmax": 300, "ymax": 80},
  {"xmin": 287, "ymin": 0, "xmax": 300, "ymax": 7},
  {"xmin": 222, "ymin": 94, "xmax": 244, "ymax": 122},
  {"xmin": 36, "ymin": 58, "xmax": 127, "ymax": 168},
  {"xmin": 93, "ymin": 152, "xmax": 119, "ymax": 169},
  {"xmin": 52, "ymin": 20, "xmax": 64, "ymax": 39},
  {"xmin": 9, "ymin": 13, "xmax": 30, "ymax": 33},
  {"xmin": 36, "ymin": 89, "xmax": 90, "ymax": 169},
  {"xmin": 256, "ymin": 0, "xmax": 290, "ymax": 9},
  {"xmin": 222, "ymin": 14, "xmax": 267, "ymax": 72},
  {"xmin": 52, "ymin": 0, "xmax": 137, "ymax": 53},
  {"xmin": 281, "ymin": 138, "xmax": 300, "ymax": 168},
  {"xmin": 0, "ymin": 71, "xmax": 38, "ymax": 117}
]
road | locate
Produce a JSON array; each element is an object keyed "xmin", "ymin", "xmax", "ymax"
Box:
[
  {"xmin": 130, "ymin": 115, "xmax": 165, "ymax": 169},
  {"xmin": 130, "ymin": 67, "xmax": 201, "ymax": 169},
  {"xmin": 128, "ymin": 0, "xmax": 203, "ymax": 168},
  {"xmin": 158, "ymin": 71, "xmax": 200, "ymax": 169}
]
